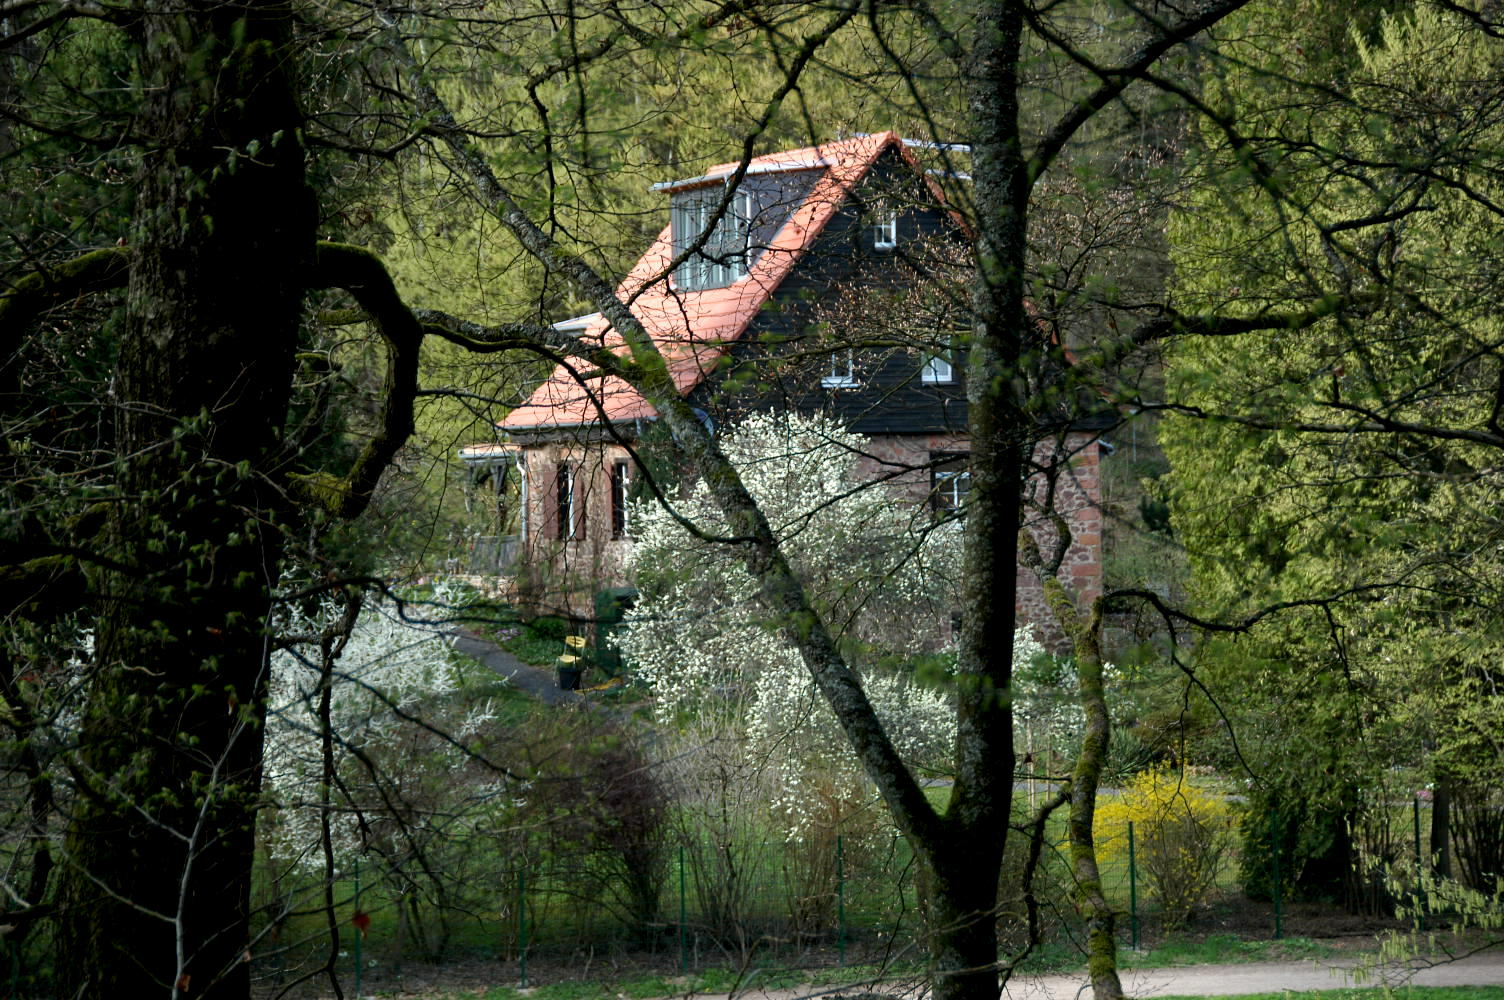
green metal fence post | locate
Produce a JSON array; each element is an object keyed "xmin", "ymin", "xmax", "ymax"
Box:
[
  {"xmin": 1413, "ymin": 798, "xmax": 1427, "ymax": 931},
  {"xmin": 1269, "ymin": 808, "xmax": 1283, "ymax": 940},
  {"xmin": 353, "ymin": 858, "xmax": 363, "ymax": 998},
  {"xmin": 836, "ymin": 834, "xmax": 847, "ymax": 966},
  {"xmin": 518, "ymin": 869, "xmax": 528, "ymax": 988},
  {"xmin": 678, "ymin": 845, "xmax": 688, "ymax": 974},
  {"xmin": 1127, "ymin": 821, "xmax": 1139, "ymax": 951}
]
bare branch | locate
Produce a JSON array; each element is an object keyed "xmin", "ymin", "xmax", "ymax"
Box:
[{"xmin": 1024, "ymin": 0, "xmax": 1255, "ymax": 184}]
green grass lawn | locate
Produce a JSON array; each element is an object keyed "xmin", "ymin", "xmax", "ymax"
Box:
[
  {"xmin": 1126, "ymin": 933, "xmax": 1335, "ymax": 967},
  {"xmin": 477, "ymin": 966, "xmax": 815, "ymax": 1000}
]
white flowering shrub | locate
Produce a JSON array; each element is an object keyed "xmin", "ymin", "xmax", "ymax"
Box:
[
  {"xmin": 262, "ymin": 580, "xmax": 501, "ymax": 866},
  {"xmin": 1012, "ymin": 629, "xmax": 1140, "ymax": 779},
  {"xmin": 617, "ymin": 412, "xmax": 962, "ymax": 847}
]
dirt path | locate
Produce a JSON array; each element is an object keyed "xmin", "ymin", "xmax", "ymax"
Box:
[
  {"xmin": 996, "ymin": 950, "xmax": 1504, "ymax": 996},
  {"xmin": 655, "ymin": 953, "xmax": 1504, "ymax": 1000}
]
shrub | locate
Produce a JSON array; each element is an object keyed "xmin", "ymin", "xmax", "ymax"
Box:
[
  {"xmin": 514, "ymin": 714, "xmax": 672, "ymax": 939},
  {"xmin": 996, "ymin": 807, "xmax": 1075, "ymax": 960},
  {"xmin": 778, "ymin": 773, "xmax": 889, "ymax": 938},
  {"xmin": 1095, "ymin": 764, "xmax": 1238, "ymax": 930},
  {"xmin": 1237, "ymin": 781, "xmax": 1360, "ymax": 908},
  {"xmin": 1453, "ymin": 776, "xmax": 1504, "ymax": 893},
  {"xmin": 527, "ymin": 616, "xmax": 570, "ymax": 641},
  {"xmin": 502, "ymin": 616, "xmax": 570, "ymax": 665}
]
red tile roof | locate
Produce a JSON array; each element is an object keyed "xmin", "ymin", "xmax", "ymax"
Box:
[{"xmin": 498, "ymin": 132, "xmax": 918, "ymax": 433}]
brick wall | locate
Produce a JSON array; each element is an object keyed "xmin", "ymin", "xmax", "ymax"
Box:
[
  {"xmin": 509, "ymin": 430, "xmax": 1103, "ymax": 647},
  {"xmin": 858, "ymin": 431, "xmax": 1103, "ymax": 652}
]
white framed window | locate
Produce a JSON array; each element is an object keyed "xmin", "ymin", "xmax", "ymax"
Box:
[
  {"xmin": 610, "ymin": 459, "xmax": 631, "ymax": 540},
  {"xmin": 516, "ymin": 453, "xmax": 529, "ymax": 542},
  {"xmin": 872, "ymin": 211, "xmax": 898, "ymax": 251},
  {"xmin": 822, "ymin": 349, "xmax": 858, "ymax": 388},
  {"xmin": 931, "ymin": 452, "xmax": 971, "ymax": 515},
  {"xmin": 672, "ymin": 184, "xmax": 754, "ymax": 290},
  {"xmin": 922, "ymin": 350, "xmax": 953, "ymax": 383},
  {"xmin": 555, "ymin": 462, "xmax": 582, "ymax": 541}
]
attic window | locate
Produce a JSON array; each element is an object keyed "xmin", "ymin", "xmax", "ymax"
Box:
[
  {"xmin": 672, "ymin": 184, "xmax": 754, "ymax": 290},
  {"xmin": 922, "ymin": 344, "xmax": 953, "ymax": 383},
  {"xmin": 872, "ymin": 211, "xmax": 898, "ymax": 251},
  {"xmin": 822, "ymin": 349, "xmax": 858, "ymax": 389}
]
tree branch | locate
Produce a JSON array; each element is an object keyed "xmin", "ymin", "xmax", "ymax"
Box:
[
  {"xmin": 1024, "ymin": 0, "xmax": 1255, "ymax": 184},
  {"xmin": 0, "ymin": 246, "xmax": 129, "ymax": 350},
  {"xmin": 1067, "ymin": 291, "xmax": 1384, "ymax": 385},
  {"xmin": 293, "ymin": 242, "xmax": 424, "ymax": 519},
  {"xmin": 378, "ymin": 13, "xmax": 943, "ymax": 850},
  {"xmin": 1139, "ymin": 400, "xmax": 1504, "ymax": 451}
]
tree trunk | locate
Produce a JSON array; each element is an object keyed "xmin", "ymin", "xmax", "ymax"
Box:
[
  {"xmin": 1065, "ymin": 613, "xmax": 1125, "ymax": 1000},
  {"xmin": 55, "ymin": 3, "xmax": 312, "ymax": 995},
  {"xmin": 1431, "ymin": 771, "xmax": 1451, "ymax": 881}
]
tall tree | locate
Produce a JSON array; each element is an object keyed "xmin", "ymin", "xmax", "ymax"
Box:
[
  {"xmin": 0, "ymin": 0, "xmax": 431, "ymax": 990},
  {"xmin": 1162, "ymin": 0, "xmax": 1504, "ymax": 907}
]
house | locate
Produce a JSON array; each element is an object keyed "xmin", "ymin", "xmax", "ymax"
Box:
[{"xmin": 460, "ymin": 132, "xmax": 1104, "ymax": 634}]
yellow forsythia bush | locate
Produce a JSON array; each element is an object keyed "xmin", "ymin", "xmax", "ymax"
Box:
[{"xmin": 1095, "ymin": 765, "xmax": 1239, "ymax": 930}]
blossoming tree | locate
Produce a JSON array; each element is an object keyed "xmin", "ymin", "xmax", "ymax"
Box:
[{"xmin": 618, "ymin": 413, "xmax": 959, "ymax": 843}]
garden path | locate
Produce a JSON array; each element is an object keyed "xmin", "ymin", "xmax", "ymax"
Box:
[
  {"xmin": 996, "ymin": 949, "xmax": 1504, "ymax": 997},
  {"xmin": 451, "ymin": 630, "xmax": 581, "ymax": 706},
  {"xmin": 645, "ymin": 952, "xmax": 1504, "ymax": 1000}
]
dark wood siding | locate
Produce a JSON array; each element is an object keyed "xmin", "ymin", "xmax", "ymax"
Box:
[{"xmin": 690, "ymin": 148, "xmax": 970, "ymax": 437}]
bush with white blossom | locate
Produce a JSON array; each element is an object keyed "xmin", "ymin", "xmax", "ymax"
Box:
[
  {"xmin": 262, "ymin": 581, "xmax": 501, "ymax": 865},
  {"xmin": 616, "ymin": 412, "xmax": 961, "ymax": 841}
]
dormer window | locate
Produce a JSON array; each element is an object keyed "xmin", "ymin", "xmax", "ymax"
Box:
[
  {"xmin": 672, "ymin": 183, "xmax": 754, "ymax": 290},
  {"xmin": 822, "ymin": 349, "xmax": 858, "ymax": 388},
  {"xmin": 922, "ymin": 345, "xmax": 953, "ymax": 383}
]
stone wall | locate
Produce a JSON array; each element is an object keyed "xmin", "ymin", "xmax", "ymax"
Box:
[
  {"xmin": 1017, "ymin": 435, "xmax": 1102, "ymax": 650},
  {"xmin": 511, "ymin": 439, "xmax": 636, "ymax": 619}
]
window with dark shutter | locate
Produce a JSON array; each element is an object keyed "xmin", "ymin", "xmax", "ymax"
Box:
[
  {"xmin": 611, "ymin": 459, "xmax": 631, "ymax": 539},
  {"xmin": 555, "ymin": 463, "xmax": 576, "ymax": 540}
]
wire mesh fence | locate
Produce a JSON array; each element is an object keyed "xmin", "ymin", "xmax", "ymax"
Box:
[
  {"xmin": 255, "ymin": 832, "xmax": 925, "ymax": 992},
  {"xmin": 252, "ymin": 803, "xmax": 1456, "ymax": 993}
]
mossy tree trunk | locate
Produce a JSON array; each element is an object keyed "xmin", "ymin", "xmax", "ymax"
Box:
[{"xmin": 54, "ymin": 2, "xmax": 313, "ymax": 995}]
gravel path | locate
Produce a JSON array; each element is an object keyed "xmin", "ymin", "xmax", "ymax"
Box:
[
  {"xmin": 999, "ymin": 950, "xmax": 1504, "ymax": 998},
  {"xmin": 635, "ymin": 952, "xmax": 1504, "ymax": 1000}
]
